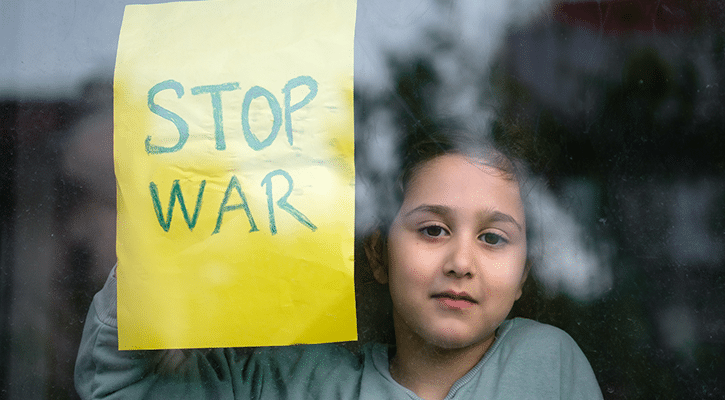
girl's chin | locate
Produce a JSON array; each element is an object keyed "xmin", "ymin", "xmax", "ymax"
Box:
[{"xmin": 423, "ymin": 331, "xmax": 495, "ymax": 351}]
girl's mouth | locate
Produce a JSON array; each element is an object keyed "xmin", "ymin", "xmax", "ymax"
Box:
[{"xmin": 432, "ymin": 291, "xmax": 477, "ymax": 309}]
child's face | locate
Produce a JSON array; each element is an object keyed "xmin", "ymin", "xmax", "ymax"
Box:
[{"xmin": 383, "ymin": 153, "xmax": 527, "ymax": 350}]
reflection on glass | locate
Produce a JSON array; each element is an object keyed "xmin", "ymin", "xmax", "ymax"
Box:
[{"xmin": 1, "ymin": 0, "xmax": 724, "ymax": 398}]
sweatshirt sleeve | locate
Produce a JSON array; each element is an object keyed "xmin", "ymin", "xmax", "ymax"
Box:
[
  {"xmin": 74, "ymin": 267, "xmax": 365, "ymax": 400},
  {"xmin": 74, "ymin": 266, "xmax": 241, "ymax": 399}
]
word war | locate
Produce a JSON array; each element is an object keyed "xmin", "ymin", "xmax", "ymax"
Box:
[{"xmin": 149, "ymin": 170, "xmax": 317, "ymax": 236}]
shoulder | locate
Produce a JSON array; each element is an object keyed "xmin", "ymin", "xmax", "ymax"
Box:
[
  {"xmin": 251, "ymin": 343, "xmax": 364, "ymax": 372},
  {"xmin": 247, "ymin": 343, "xmax": 368, "ymax": 383},
  {"xmin": 487, "ymin": 318, "xmax": 603, "ymax": 399},
  {"xmin": 501, "ymin": 317, "xmax": 569, "ymax": 337},
  {"xmin": 495, "ymin": 318, "xmax": 591, "ymax": 368},
  {"xmin": 236, "ymin": 344, "xmax": 366, "ymax": 399},
  {"xmin": 498, "ymin": 318, "xmax": 580, "ymax": 353}
]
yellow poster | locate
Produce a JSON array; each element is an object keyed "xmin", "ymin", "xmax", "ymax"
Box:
[{"xmin": 114, "ymin": 0, "xmax": 357, "ymax": 350}]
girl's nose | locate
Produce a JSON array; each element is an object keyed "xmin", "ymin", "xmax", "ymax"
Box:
[{"xmin": 445, "ymin": 237, "xmax": 474, "ymax": 278}]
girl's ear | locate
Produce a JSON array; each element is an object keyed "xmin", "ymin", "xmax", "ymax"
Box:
[
  {"xmin": 364, "ymin": 230, "xmax": 389, "ymax": 284},
  {"xmin": 515, "ymin": 259, "xmax": 532, "ymax": 300}
]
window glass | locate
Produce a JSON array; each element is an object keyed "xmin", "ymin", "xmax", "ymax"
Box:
[{"xmin": 1, "ymin": 1, "xmax": 723, "ymax": 398}]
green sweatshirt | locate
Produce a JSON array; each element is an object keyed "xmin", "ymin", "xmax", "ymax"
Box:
[{"xmin": 75, "ymin": 271, "xmax": 603, "ymax": 399}]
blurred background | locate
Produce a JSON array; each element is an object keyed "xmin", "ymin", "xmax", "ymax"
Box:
[{"xmin": 2, "ymin": 0, "xmax": 724, "ymax": 398}]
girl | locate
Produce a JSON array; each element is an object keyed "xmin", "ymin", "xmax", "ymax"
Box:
[{"xmin": 75, "ymin": 131, "xmax": 603, "ymax": 399}]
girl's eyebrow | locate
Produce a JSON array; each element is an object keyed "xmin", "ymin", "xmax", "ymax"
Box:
[
  {"xmin": 404, "ymin": 205, "xmax": 523, "ymax": 232},
  {"xmin": 483, "ymin": 210, "xmax": 523, "ymax": 232},
  {"xmin": 404, "ymin": 204, "xmax": 452, "ymax": 219}
]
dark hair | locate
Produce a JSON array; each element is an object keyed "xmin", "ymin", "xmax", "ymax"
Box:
[
  {"xmin": 384, "ymin": 124, "xmax": 530, "ymax": 233},
  {"xmin": 401, "ymin": 131, "xmax": 524, "ymax": 189}
]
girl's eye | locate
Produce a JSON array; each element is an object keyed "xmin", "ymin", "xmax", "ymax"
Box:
[
  {"xmin": 480, "ymin": 232, "xmax": 506, "ymax": 245},
  {"xmin": 421, "ymin": 225, "xmax": 447, "ymax": 238}
]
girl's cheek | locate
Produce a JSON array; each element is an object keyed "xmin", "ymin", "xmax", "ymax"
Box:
[{"xmin": 486, "ymin": 256, "xmax": 527, "ymax": 282}]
